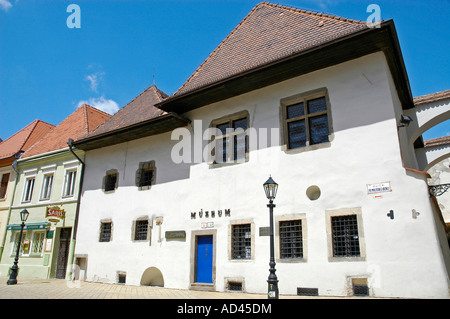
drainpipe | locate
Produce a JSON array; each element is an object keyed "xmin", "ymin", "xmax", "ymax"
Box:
[
  {"xmin": 66, "ymin": 138, "xmax": 85, "ymax": 280},
  {"xmin": 0, "ymin": 158, "xmax": 20, "ymax": 263}
]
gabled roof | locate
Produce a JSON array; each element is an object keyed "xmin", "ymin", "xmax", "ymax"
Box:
[
  {"xmin": 157, "ymin": 1, "xmax": 413, "ymax": 113},
  {"xmin": 74, "ymin": 85, "xmax": 190, "ymax": 151},
  {"xmin": 86, "ymin": 85, "xmax": 167, "ymax": 138},
  {"xmin": 22, "ymin": 105, "xmax": 110, "ymax": 159},
  {"xmin": 175, "ymin": 2, "xmax": 367, "ymax": 96},
  {"xmin": 0, "ymin": 119, "xmax": 55, "ymax": 161}
]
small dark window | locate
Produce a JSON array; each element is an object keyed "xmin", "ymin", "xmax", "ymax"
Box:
[
  {"xmin": 103, "ymin": 170, "xmax": 118, "ymax": 192},
  {"xmin": 228, "ymin": 282, "xmax": 243, "ymax": 291},
  {"xmin": 135, "ymin": 220, "xmax": 148, "ymax": 240},
  {"xmin": 331, "ymin": 215, "xmax": 360, "ymax": 257},
  {"xmin": 285, "ymin": 95, "xmax": 330, "ymax": 150},
  {"xmin": 279, "ymin": 220, "xmax": 303, "ymax": 259},
  {"xmin": 100, "ymin": 222, "xmax": 112, "ymax": 242},
  {"xmin": 135, "ymin": 161, "xmax": 156, "ymax": 190},
  {"xmin": 232, "ymin": 224, "xmax": 251, "ymax": 259},
  {"xmin": 118, "ymin": 273, "xmax": 126, "ymax": 284},
  {"xmin": 0, "ymin": 173, "xmax": 10, "ymax": 199}
]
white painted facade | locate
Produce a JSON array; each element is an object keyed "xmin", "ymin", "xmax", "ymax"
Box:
[{"xmin": 74, "ymin": 53, "xmax": 450, "ymax": 298}]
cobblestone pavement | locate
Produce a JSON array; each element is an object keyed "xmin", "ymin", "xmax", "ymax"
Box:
[{"xmin": 0, "ymin": 276, "xmax": 307, "ymax": 299}]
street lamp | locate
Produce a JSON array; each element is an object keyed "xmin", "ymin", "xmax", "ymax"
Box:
[
  {"xmin": 7, "ymin": 209, "xmax": 29, "ymax": 285},
  {"xmin": 263, "ymin": 176, "xmax": 279, "ymax": 299}
]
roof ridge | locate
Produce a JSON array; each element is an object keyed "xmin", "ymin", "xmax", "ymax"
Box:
[
  {"xmin": 174, "ymin": 1, "xmax": 367, "ymax": 96},
  {"xmin": 175, "ymin": 3, "xmax": 261, "ymax": 95},
  {"xmin": 261, "ymin": 2, "xmax": 365, "ymax": 24}
]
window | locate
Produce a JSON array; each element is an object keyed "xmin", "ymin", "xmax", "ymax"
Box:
[
  {"xmin": 0, "ymin": 173, "xmax": 10, "ymax": 199},
  {"xmin": 11, "ymin": 232, "xmax": 25, "ymax": 256},
  {"xmin": 279, "ymin": 220, "xmax": 303, "ymax": 259},
  {"xmin": 331, "ymin": 215, "xmax": 360, "ymax": 257},
  {"xmin": 232, "ymin": 224, "xmax": 251, "ymax": 260},
  {"xmin": 22, "ymin": 177, "xmax": 35, "ymax": 202},
  {"xmin": 212, "ymin": 113, "xmax": 249, "ymax": 164},
  {"xmin": 40, "ymin": 174, "xmax": 53, "ymax": 200},
  {"xmin": 135, "ymin": 161, "xmax": 156, "ymax": 190},
  {"xmin": 63, "ymin": 170, "xmax": 77, "ymax": 197},
  {"xmin": 134, "ymin": 220, "xmax": 149, "ymax": 241},
  {"xmin": 99, "ymin": 222, "xmax": 112, "ymax": 242},
  {"xmin": 103, "ymin": 170, "xmax": 118, "ymax": 192},
  {"xmin": 282, "ymin": 89, "xmax": 331, "ymax": 150},
  {"xmin": 31, "ymin": 231, "xmax": 45, "ymax": 255}
]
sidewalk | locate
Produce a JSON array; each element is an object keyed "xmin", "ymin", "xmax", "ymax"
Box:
[{"xmin": 0, "ymin": 276, "xmax": 303, "ymax": 299}]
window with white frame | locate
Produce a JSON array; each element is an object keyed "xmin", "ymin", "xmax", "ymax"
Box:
[
  {"xmin": 40, "ymin": 174, "xmax": 54, "ymax": 200},
  {"xmin": 31, "ymin": 231, "xmax": 45, "ymax": 255},
  {"xmin": 63, "ymin": 169, "xmax": 77, "ymax": 197},
  {"xmin": 22, "ymin": 176, "xmax": 35, "ymax": 202}
]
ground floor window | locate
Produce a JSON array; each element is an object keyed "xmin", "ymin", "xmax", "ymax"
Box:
[
  {"xmin": 99, "ymin": 221, "xmax": 112, "ymax": 242},
  {"xmin": 331, "ymin": 215, "xmax": 360, "ymax": 257},
  {"xmin": 231, "ymin": 224, "xmax": 251, "ymax": 260},
  {"xmin": 31, "ymin": 231, "xmax": 45, "ymax": 256},
  {"xmin": 279, "ymin": 220, "xmax": 303, "ymax": 259}
]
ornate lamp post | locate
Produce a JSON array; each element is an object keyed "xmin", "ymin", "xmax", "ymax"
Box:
[
  {"xmin": 7, "ymin": 209, "xmax": 29, "ymax": 285},
  {"xmin": 263, "ymin": 176, "xmax": 279, "ymax": 299}
]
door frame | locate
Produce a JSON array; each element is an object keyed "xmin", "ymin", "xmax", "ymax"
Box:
[{"xmin": 189, "ymin": 229, "xmax": 217, "ymax": 291}]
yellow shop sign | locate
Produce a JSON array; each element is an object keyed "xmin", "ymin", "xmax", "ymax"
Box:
[{"xmin": 46, "ymin": 206, "xmax": 66, "ymax": 221}]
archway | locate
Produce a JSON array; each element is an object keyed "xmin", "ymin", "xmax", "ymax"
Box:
[{"xmin": 140, "ymin": 267, "xmax": 164, "ymax": 287}]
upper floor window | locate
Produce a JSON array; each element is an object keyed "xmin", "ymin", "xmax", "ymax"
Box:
[
  {"xmin": 22, "ymin": 176, "xmax": 35, "ymax": 202},
  {"xmin": 0, "ymin": 173, "xmax": 10, "ymax": 199},
  {"xmin": 210, "ymin": 111, "xmax": 249, "ymax": 165},
  {"xmin": 133, "ymin": 219, "xmax": 150, "ymax": 241},
  {"xmin": 99, "ymin": 221, "xmax": 112, "ymax": 242},
  {"xmin": 40, "ymin": 174, "xmax": 54, "ymax": 200},
  {"xmin": 63, "ymin": 169, "xmax": 77, "ymax": 197},
  {"xmin": 135, "ymin": 161, "xmax": 156, "ymax": 190},
  {"xmin": 103, "ymin": 169, "xmax": 118, "ymax": 193},
  {"xmin": 282, "ymin": 88, "xmax": 331, "ymax": 150}
]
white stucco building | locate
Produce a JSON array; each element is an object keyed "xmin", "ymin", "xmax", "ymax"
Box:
[{"xmin": 72, "ymin": 3, "xmax": 449, "ymax": 298}]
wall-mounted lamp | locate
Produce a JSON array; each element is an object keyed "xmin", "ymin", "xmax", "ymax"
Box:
[{"xmin": 398, "ymin": 115, "xmax": 413, "ymax": 127}]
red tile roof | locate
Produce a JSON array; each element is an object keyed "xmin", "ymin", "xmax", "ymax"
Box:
[
  {"xmin": 86, "ymin": 85, "xmax": 167, "ymax": 138},
  {"xmin": 22, "ymin": 105, "xmax": 110, "ymax": 158},
  {"xmin": 174, "ymin": 1, "xmax": 368, "ymax": 96},
  {"xmin": 0, "ymin": 120, "xmax": 55, "ymax": 160},
  {"xmin": 424, "ymin": 136, "xmax": 450, "ymax": 148},
  {"xmin": 414, "ymin": 89, "xmax": 450, "ymax": 106}
]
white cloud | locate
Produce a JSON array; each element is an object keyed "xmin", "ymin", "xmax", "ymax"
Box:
[
  {"xmin": 85, "ymin": 71, "xmax": 105, "ymax": 93},
  {"xmin": 0, "ymin": 0, "xmax": 12, "ymax": 11},
  {"xmin": 77, "ymin": 96, "xmax": 120, "ymax": 115}
]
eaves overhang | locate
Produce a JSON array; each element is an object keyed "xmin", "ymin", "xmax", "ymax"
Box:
[
  {"xmin": 73, "ymin": 113, "xmax": 191, "ymax": 151},
  {"xmin": 156, "ymin": 20, "xmax": 413, "ymax": 113}
]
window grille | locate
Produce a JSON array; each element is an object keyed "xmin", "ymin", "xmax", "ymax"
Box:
[
  {"xmin": 31, "ymin": 231, "xmax": 45, "ymax": 255},
  {"xmin": 286, "ymin": 96, "xmax": 329, "ymax": 149},
  {"xmin": 279, "ymin": 220, "xmax": 303, "ymax": 259},
  {"xmin": 215, "ymin": 117, "xmax": 248, "ymax": 163},
  {"xmin": 100, "ymin": 222, "xmax": 112, "ymax": 242},
  {"xmin": 104, "ymin": 173, "xmax": 117, "ymax": 192},
  {"xmin": 228, "ymin": 282, "xmax": 243, "ymax": 291},
  {"xmin": 232, "ymin": 224, "xmax": 251, "ymax": 259},
  {"xmin": 135, "ymin": 220, "xmax": 148, "ymax": 240},
  {"xmin": 135, "ymin": 161, "xmax": 156, "ymax": 189},
  {"xmin": 331, "ymin": 215, "xmax": 360, "ymax": 257}
]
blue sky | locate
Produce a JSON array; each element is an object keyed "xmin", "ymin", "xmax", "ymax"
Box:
[{"xmin": 0, "ymin": 0, "xmax": 449, "ymax": 141}]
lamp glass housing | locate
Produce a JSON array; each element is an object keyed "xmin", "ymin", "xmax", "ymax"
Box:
[
  {"xmin": 20, "ymin": 209, "xmax": 29, "ymax": 222},
  {"xmin": 263, "ymin": 177, "xmax": 278, "ymax": 201}
]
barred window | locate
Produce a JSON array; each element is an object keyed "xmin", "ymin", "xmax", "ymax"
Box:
[
  {"xmin": 331, "ymin": 215, "xmax": 360, "ymax": 257},
  {"xmin": 103, "ymin": 170, "xmax": 118, "ymax": 192},
  {"xmin": 135, "ymin": 220, "xmax": 149, "ymax": 241},
  {"xmin": 135, "ymin": 161, "xmax": 156, "ymax": 190},
  {"xmin": 232, "ymin": 224, "xmax": 251, "ymax": 260},
  {"xmin": 279, "ymin": 220, "xmax": 303, "ymax": 259},
  {"xmin": 284, "ymin": 93, "xmax": 330, "ymax": 150},
  {"xmin": 100, "ymin": 222, "xmax": 112, "ymax": 242},
  {"xmin": 31, "ymin": 231, "xmax": 45, "ymax": 255},
  {"xmin": 215, "ymin": 117, "xmax": 248, "ymax": 163}
]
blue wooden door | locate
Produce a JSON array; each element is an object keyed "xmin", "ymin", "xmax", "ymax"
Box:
[{"xmin": 196, "ymin": 235, "xmax": 213, "ymax": 283}]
